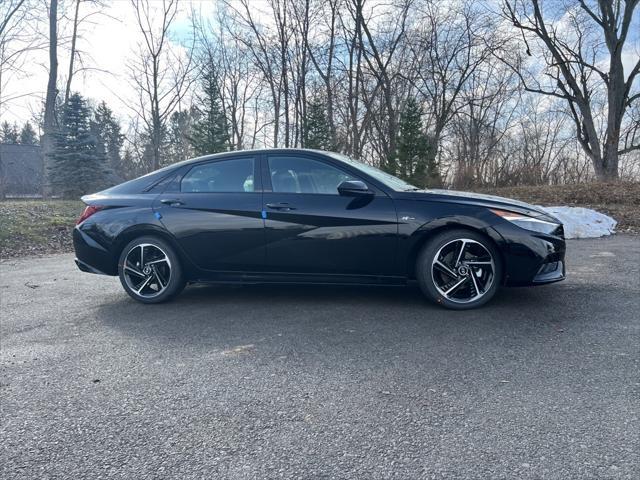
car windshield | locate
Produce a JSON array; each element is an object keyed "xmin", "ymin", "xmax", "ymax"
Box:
[{"xmin": 326, "ymin": 152, "xmax": 419, "ymax": 191}]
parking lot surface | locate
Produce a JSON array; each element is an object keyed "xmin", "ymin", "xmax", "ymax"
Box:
[{"xmin": 1, "ymin": 235, "xmax": 638, "ymax": 479}]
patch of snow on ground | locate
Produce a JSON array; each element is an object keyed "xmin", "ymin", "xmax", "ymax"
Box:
[{"xmin": 539, "ymin": 206, "xmax": 617, "ymax": 239}]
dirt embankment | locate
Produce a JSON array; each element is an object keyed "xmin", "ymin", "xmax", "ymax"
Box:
[
  {"xmin": 473, "ymin": 182, "xmax": 640, "ymax": 234},
  {"xmin": 0, "ymin": 201, "xmax": 84, "ymax": 258}
]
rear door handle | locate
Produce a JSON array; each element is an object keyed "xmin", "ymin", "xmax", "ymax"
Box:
[
  {"xmin": 266, "ymin": 202, "xmax": 296, "ymax": 211},
  {"xmin": 160, "ymin": 198, "xmax": 184, "ymax": 206}
]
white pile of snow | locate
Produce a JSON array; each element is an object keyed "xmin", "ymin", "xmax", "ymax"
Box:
[{"xmin": 539, "ymin": 206, "xmax": 617, "ymax": 239}]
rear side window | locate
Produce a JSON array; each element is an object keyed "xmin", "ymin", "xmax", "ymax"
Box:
[
  {"xmin": 181, "ymin": 158, "xmax": 255, "ymax": 193},
  {"xmin": 268, "ymin": 156, "xmax": 355, "ymax": 194}
]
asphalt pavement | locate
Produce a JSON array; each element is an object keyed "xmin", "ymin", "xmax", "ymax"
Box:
[{"xmin": 1, "ymin": 235, "xmax": 639, "ymax": 479}]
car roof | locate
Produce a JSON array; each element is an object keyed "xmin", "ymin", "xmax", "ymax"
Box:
[
  {"xmin": 98, "ymin": 149, "xmax": 347, "ymax": 197},
  {"xmin": 171, "ymin": 148, "xmax": 335, "ymax": 169}
]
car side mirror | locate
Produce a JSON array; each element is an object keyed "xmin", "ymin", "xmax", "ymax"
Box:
[{"xmin": 337, "ymin": 180, "xmax": 373, "ymax": 196}]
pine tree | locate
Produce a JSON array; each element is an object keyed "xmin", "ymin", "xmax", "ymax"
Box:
[
  {"xmin": 120, "ymin": 147, "xmax": 142, "ymax": 179},
  {"xmin": 166, "ymin": 109, "xmax": 195, "ymax": 165},
  {"xmin": 89, "ymin": 119, "xmax": 114, "ymax": 183},
  {"xmin": 92, "ymin": 102, "xmax": 124, "ymax": 178},
  {"xmin": 394, "ymin": 97, "xmax": 439, "ymax": 187},
  {"xmin": 304, "ymin": 98, "xmax": 333, "ymax": 150},
  {"xmin": 1, "ymin": 122, "xmax": 20, "ymax": 144},
  {"xmin": 190, "ymin": 64, "xmax": 229, "ymax": 156},
  {"xmin": 49, "ymin": 93, "xmax": 110, "ymax": 199},
  {"xmin": 19, "ymin": 122, "xmax": 39, "ymax": 145}
]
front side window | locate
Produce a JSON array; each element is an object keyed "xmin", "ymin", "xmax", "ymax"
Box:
[
  {"xmin": 268, "ymin": 156, "xmax": 355, "ymax": 194},
  {"xmin": 325, "ymin": 152, "xmax": 418, "ymax": 191},
  {"xmin": 181, "ymin": 158, "xmax": 255, "ymax": 193}
]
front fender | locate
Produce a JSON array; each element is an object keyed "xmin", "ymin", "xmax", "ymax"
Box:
[{"xmin": 394, "ymin": 200, "xmax": 507, "ymax": 277}]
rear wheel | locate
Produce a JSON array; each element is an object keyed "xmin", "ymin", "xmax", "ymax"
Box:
[
  {"xmin": 416, "ymin": 230, "xmax": 502, "ymax": 310},
  {"xmin": 118, "ymin": 236, "xmax": 185, "ymax": 304}
]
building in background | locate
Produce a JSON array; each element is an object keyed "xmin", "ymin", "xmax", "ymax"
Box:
[{"xmin": 0, "ymin": 144, "xmax": 44, "ymax": 198}]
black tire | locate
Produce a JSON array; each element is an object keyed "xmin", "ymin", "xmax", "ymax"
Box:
[
  {"xmin": 117, "ymin": 236, "xmax": 185, "ymax": 304},
  {"xmin": 416, "ymin": 229, "xmax": 502, "ymax": 310}
]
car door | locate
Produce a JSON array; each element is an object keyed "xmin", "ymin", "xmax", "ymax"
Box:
[
  {"xmin": 154, "ymin": 155, "xmax": 265, "ymax": 272},
  {"xmin": 262, "ymin": 153, "xmax": 399, "ymax": 277}
]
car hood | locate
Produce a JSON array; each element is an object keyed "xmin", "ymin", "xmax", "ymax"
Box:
[{"xmin": 398, "ymin": 189, "xmax": 560, "ymax": 222}]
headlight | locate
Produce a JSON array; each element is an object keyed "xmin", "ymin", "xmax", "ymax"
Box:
[{"xmin": 490, "ymin": 209, "xmax": 560, "ymax": 235}]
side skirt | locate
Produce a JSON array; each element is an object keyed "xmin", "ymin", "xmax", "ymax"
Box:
[{"xmin": 191, "ymin": 271, "xmax": 408, "ymax": 287}]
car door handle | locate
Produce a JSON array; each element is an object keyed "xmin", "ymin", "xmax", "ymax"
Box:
[
  {"xmin": 266, "ymin": 202, "xmax": 296, "ymax": 211},
  {"xmin": 160, "ymin": 198, "xmax": 184, "ymax": 206}
]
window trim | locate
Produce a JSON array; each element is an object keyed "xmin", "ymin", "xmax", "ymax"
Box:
[
  {"xmin": 179, "ymin": 156, "xmax": 260, "ymax": 194},
  {"xmin": 263, "ymin": 153, "xmax": 372, "ymax": 196}
]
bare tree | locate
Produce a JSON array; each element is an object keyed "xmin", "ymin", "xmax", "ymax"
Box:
[
  {"xmin": 0, "ymin": 0, "xmax": 45, "ymax": 116},
  {"xmin": 290, "ymin": 0, "xmax": 311, "ymax": 147},
  {"xmin": 223, "ymin": 0, "xmax": 286, "ymax": 147},
  {"xmin": 128, "ymin": 0, "xmax": 195, "ymax": 171},
  {"xmin": 112, "ymin": 0, "xmax": 639, "ymax": 185},
  {"xmin": 405, "ymin": 0, "xmax": 496, "ymax": 183},
  {"xmin": 306, "ymin": 0, "xmax": 339, "ymax": 148},
  {"xmin": 450, "ymin": 60, "xmax": 519, "ymax": 187},
  {"xmin": 356, "ymin": 0, "xmax": 412, "ymax": 166},
  {"xmin": 194, "ymin": 3, "xmax": 270, "ymax": 150},
  {"xmin": 336, "ymin": 0, "xmax": 365, "ymax": 157},
  {"xmin": 64, "ymin": 0, "xmax": 82, "ymax": 106},
  {"xmin": 503, "ymin": 0, "xmax": 640, "ymax": 180},
  {"xmin": 41, "ymin": 0, "xmax": 59, "ymax": 197}
]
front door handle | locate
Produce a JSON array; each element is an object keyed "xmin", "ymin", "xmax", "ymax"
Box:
[
  {"xmin": 266, "ymin": 202, "xmax": 296, "ymax": 211},
  {"xmin": 160, "ymin": 198, "xmax": 184, "ymax": 207}
]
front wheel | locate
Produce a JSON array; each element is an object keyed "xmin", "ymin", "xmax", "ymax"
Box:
[
  {"xmin": 118, "ymin": 236, "xmax": 185, "ymax": 304},
  {"xmin": 416, "ymin": 230, "xmax": 502, "ymax": 310}
]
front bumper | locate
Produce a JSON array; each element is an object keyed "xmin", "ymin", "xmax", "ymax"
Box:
[
  {"xmin": 532, "ymin": 260, "xmax": 565, "ymax": 284},
  {"xmin": 494, "ymin": 224, "xmax": 566, "ymax": 287}
]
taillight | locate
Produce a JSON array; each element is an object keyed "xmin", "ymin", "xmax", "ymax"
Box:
[{"xmin": 76, "ymin": 205, "xmax": 103, "ymax": 225}]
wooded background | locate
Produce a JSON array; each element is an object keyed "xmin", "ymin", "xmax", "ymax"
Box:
[{"xmin": 1, "ymin": 0, "xmax": 639, "ymax": 198}]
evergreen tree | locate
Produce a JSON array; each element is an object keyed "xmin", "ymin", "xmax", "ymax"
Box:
[
  {"xmin": 89, "ymin": 119, "xmax": 114, "ymax": 183},
  {"xmin": 120, "ymin": 147, "xmax": 142, "ymax": 179},
  {"xmin": 19, "ymin": 122, "xmax": 39, "ymax": 145},
  {"xmin": 49, "ymin": 93, "xmax": 110, "ymax": 199},
  {"xmin": 304, "ymin": 98, "xmax": 333, "ymax": 150},
  {"xmin": 92, "ymin": 102, "xmax": 124, "ymax": 178},
  {"xmin": 190, "ymin": 64, "xmax": 229, "ymax": 156},
  {"xmin": 394, "ymin": 97, "xmax": 439, "ymax": 187},
  {"xmin": 166, "ymin": 109, "xmax": 195, "ymax": 164},
  {"xmin": 1, "ymin": 122, "xmax": 20, "ymax": 144}
]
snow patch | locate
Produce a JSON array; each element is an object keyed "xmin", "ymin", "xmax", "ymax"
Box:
[{"xmin": 539, "ymin": 206, "xmax": 617, "ymax": 239}]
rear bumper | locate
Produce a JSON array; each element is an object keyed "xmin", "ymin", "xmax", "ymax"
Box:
[
  {"xmin": 75, "ymin": 258, "xmax": 109, "ymax": 275},
  {"xmin": 73, "ymin": 227, "xmax": 117, "ymax": 276}
]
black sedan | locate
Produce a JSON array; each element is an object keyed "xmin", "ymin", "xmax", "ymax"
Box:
[{"xmin": 73, "ymin": 149, "xmax": 566, "ymax": 309}]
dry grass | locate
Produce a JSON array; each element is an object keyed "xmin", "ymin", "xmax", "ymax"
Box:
[
  {"xmin": 472, "ymin": 182, "xmax": 640, "ymax": 234},
  {"xmin": 0, "ymin": 200, "xmax": 84, "ymax": 258}
]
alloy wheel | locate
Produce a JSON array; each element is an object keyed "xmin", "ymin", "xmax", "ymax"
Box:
[
  {"xmin": 431, "ymin": 238, "xmax": 495, "ymax": 304},
  {"xmin": 122, "ymin": 243, "xmax": 172, "ymax": 299}
]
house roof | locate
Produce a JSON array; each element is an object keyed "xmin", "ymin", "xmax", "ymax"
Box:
[{"xmin": 0, "ymin": 143, "xmax": 43, "ymax": 196}]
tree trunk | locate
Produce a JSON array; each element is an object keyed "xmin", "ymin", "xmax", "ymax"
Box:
[
  {"xmin": 503, "ymin": 0, "xmax": 640, "ymax": 181},
  {"xmin": 64, "ymin": 0, "xmax": 81, "ymax": 106},
  {"xmin": 601, "ymin": 144, "xmax": 620, "ymax": 181},
  {"xmin": 42, "ymin": 0, "xmax": 59, "ymax": 198}
]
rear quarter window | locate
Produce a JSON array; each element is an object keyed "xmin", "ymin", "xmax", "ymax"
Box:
[{"xmin": 181, "ymin": 158, "xmax": 255, "ymax": 193}]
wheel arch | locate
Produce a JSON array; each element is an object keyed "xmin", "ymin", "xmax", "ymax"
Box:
[
  {"xmin": 111, "ymin": 225, "xmax": 193, "ymax": 277},
  {"xmin": 406, "ymin": 220, "xmax": 506, "ymax": 282}
]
